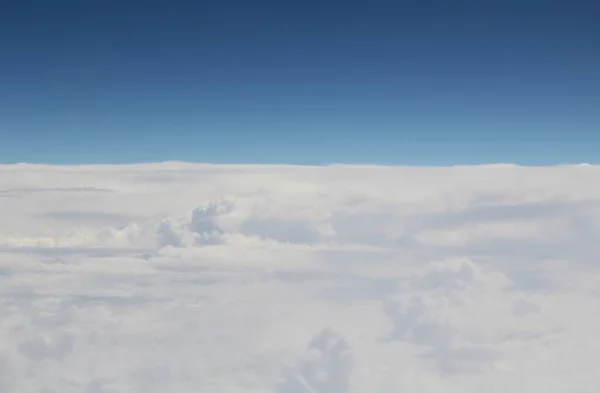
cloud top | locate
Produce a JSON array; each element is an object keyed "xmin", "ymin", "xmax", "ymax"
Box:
[{"xmin": 1, "ymin": 163, "xmax": 599, "ymax": 392}]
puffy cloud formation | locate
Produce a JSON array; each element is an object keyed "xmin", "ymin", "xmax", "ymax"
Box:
[
  {"xmin": 1, "ymin": 162, "xmax": 600, "ymax": 392},
  {"xmin": 277, "ymin": 328, "xmax": 354, "ymax": 393}
]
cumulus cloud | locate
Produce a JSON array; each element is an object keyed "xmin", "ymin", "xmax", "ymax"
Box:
[
  {"xmin": 0, "ymin": 163, "xmax": 600, "ymax": 392},
  {"xmin": 277, "ymin": 328, "xmax": 354, "ymax": 393},
  {"xmin": 383, "ymin": 258, "xmax": 514, "ymax": 374}
]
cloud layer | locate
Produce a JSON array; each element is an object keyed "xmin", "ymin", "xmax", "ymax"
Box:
[{"xmin": 1, "ymin": 163, "xmax": 600, "ymax": 392}]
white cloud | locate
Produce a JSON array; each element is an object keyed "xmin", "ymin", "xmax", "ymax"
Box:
[
  {"xmin": 276, "ymin": 328, "xmax": 354, "ymax": 393},
  {"xmin": 0, "ymin": 162, "xmax": 600, "ymax": 392}
]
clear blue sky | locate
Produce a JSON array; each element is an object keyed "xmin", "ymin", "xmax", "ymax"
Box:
[{"xmin": 1, "ymin": 0, "xmax": 598, "ymax": 165}]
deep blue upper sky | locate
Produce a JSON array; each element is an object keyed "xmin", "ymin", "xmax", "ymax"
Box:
[{"xmin": 1, "ymin": 0, "xmax": 599, "ymax": 165}]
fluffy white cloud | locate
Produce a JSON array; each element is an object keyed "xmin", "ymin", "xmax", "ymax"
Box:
[{"xmin": 1, "ymin": 162, "xmax": 600, "ymax": 392}]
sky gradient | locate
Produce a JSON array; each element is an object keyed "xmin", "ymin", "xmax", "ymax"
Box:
[{"xmin": 1, "ymin": 0, "xmax": 599, "ymax": 165}]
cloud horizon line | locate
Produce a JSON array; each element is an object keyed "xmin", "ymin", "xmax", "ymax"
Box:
[{"xmin": 0, "ymin": 161, "xmax": 597, "ymax": 169}]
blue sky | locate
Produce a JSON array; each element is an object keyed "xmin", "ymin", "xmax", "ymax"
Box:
[{"xmin": 1, "ymin": 0, "xmax": 598, "ymax": 165}]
